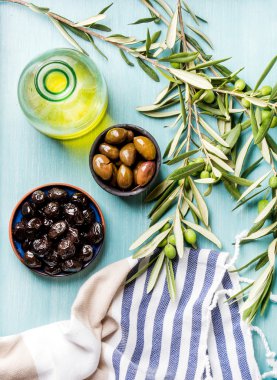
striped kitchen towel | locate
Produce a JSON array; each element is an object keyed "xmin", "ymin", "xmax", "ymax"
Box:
[{"xmin": 0, "ymin": 248, "xmax": 273, "ymax": 379}]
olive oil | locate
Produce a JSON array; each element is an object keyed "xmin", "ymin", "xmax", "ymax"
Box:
[{"xmin": 18, "ymin": 49, "xmax": 108, "ymax": 140}]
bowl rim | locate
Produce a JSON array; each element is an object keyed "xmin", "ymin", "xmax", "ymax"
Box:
[
  {"xmin": 9, "ymin": 182, "xmax": 105, "ymax": 278},
  {"xmin": 89, "ymin": 124, "xmax": 161, "ymax": 197}
]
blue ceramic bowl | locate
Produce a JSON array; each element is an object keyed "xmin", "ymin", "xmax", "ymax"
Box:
[{"xmin": 9, "ymin": 183, "xmax": 105, "ymax": 277}]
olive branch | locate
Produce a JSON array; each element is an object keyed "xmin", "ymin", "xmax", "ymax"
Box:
[{"xmin": 3, "ymin": 0, "xmax": 277, "ymax": 321}]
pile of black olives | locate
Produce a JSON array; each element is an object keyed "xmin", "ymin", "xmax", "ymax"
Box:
[
  {"xmin": 13, "ymin": 187, "xmax": 104, "ymax": 276},
  {"xmin": 92, "ymin": 127, "xmax": 157, "ymax": 190}
]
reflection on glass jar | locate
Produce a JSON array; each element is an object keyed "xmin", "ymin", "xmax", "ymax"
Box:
[{"xmin": 18, "ymin": 48, "xmax": 108, "ymax": 140}]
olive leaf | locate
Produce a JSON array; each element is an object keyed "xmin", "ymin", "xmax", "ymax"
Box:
[
  {"xmin": 99, "ymin": 3, "xmax": 113, "ymax": 14},
  {"xmin": 165, "ymin": 149, "xmax": 199, "ymax": 165},
  {"xmin": 182, "ymin": 220, "xmax": 222, "ymax": 248},
  {"xmin": 149, "ymin": 182, "xmax": 177, "ymax": 217},
  {"xmin": 129, "ymin": 217, "xmax": 170, "ymax": 250},
  {"xmin": 241, "ymin": 157, "xmax": 262, "ymax": 178},
  {"xmin": 169, "ymin": 163, "xmax": 205, "ymax": 181},
  {"xmin": 146, "ymin": 28, "xmax": 151, "ymax": 57},
  {"xmin": 166, "ymin": 9, "xmax": 178, "ymax": 48},
  {"xmin": 242, "ymin": 221, "xmax": 277, "ymax": 242},
  {"xmin": 145, "ymin": 179, "xmax": 174, "ymax": 202},
  {"xmin": 86, "ymin": 34, "xmax": 108, "ymax": 60},
  {"xmin": 182, "ymin": 1, "xmax": 200, "ymax": 25},
  {"xmin": 74, "ymin": 14, "xmax": 106, "ymax": 27},
  {"xmin": 223, "ymin": 179, "xmax": 241, "ymax": 200},
  {"xmin": 141, "ymin": 110, "xmax": 180, "ymax": 118},
  {"xmin": 244, "ymin": 96, "xmax": 267, "ymax": 108},
  {"xmin": 169, "ymin": 69, "xmax": 213, "ymax": 90},
  {"xmin": 254, "ymin": 197, "xmax": 277, "ymax": 224},
  {"xmin": 199, "ymin": 118, "xmax": 230, "ymax": 148},
  {"xmin": 168, "ymin": 123, "xmax": 185, "ymax": 157},
  {"xmin": 183, "ymin": 196, "xmax": 203, "ymax": 221},
  {"xmin": 221, "ymin": 173, "xmax": 254, "ymax": 187},
  {"xmin": 186, "ymin": 24, "xmax": 213, "ymax": 49},
  {"xmin": 133, "ymin": 229, "xmax": 171, "ymax": 259},
  {"xmin": 27, "ymin": 3, "xmax": 49, "ymax": 13},
  {"xmin": 159, "ymin": 52, "xmax": 199, "ymax": 63},
  {"xmin": 125, "ymin": 256, "xmax": 158, "ymax": 284},
  {"xmin": 253, "ymin": 55, "xmax": 277, "ymax": 92},
  {"xmin": 235, "ymin": 135, "xmax": 253, "ymax": 177},
  {"xmin": 130, "ymin": 17, "xmax": 158, "ymax": 25},
  {"xmin": 49, "ymin": 17, "xmax": 88, "ymax": 55},
  {"xmin": 91, "ymin": 24, "xmax": 111, "ymax": 32},
  {"xmin": 209, "ymin": 153, "xmax": 234, "ymax": 173},
  {"xmin": 174, "ymin": 208, "xmax": 184, "ymax": 258},
  {"xmin": 137, "ymin": 58, "xmax": 159, "ymax": 82},
  {"xmin": 268, "ymin": 238, "xmax": 277, "ymax": 267},
  {"xmin": 147, "ymin": 251, "xmax": 165, "ymax": 293},
  {"xmin": 166, "ymin": 257, "xmax": 176, "ymax": 301},
  {"xmin": 255, "ymin": 109, "xmax": 274, "ymax": 144},
  {"xmin": 188, "ymin": 177, "xmax": 209, "ymax": 226},
  {"xmin": 237, "ymin": 171, "xmax": 272, "ymax": 203},
  {"xmin": 150, "ymin": 187, "xmax": 180, "ymax": 224},
  {"xmin": 119, "ymin": 49, "xmax": 134, "ymax": 66},
  {"xmin": 232, "ymin": 187, "xmax": 268, "ymax": 211},
  {"xmin": 187, "ymin": 57, "xmax": 231, "ymax": 72},
  {"xmin": 202, "ymin": 140, "xmax": 228, "ymax": 160},
  {"xmin": 155, "ymin": 0, "xmax": 173, "ymax": 16}
]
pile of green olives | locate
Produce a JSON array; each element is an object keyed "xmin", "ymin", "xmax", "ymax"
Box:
[
  {"xmin": 92, "ymin": 127, "xmax": 157, "ymax": 190},
  {"xmin": 157, "ymin": 221, "xmax": 197, "ymax": 260}
]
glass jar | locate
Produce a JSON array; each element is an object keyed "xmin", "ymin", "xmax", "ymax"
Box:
[{"xmin": 18, "ymin": 48, "xmax": 108, "ymax": 140}]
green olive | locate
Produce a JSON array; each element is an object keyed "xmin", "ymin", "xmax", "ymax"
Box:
[
  {"xmin": 194, "ymin": 157, "xmax": 205, "ymax": 163},
  {"xmin": 206, "ymin": 164, "xmax": 212, "ymax": 172},
  {"xmin": 158, "ymin": 238, "xmax": 167, "ymax": 248},
  {"xmin": 92, "ymin": 154, "xmax": 113, "ymax": 181},
  {"xmin": 117, "ymin": 164, "xmax": 133, "ymax": 189},
  {"xmin": 269, "ymin": 176, "xmax": 277, "ymax": 189},
  {"xmin": 200, "ymin": 170, "xmax": 210, "ymax": 179},
  {"xmin": 119, "ymin": 143, "xmax": 137, "ymax": 166},
  {"xmin": 184, "ymin": 228, "xmax": 197, "ymax": 244},
  {"xmin": 161, "ymin": 222, "xmax": 171, "ymax": 232},
  {"xmin": 133, "ymin": 136, "xmax": 157, "ymax": 160},
  {"xmin": 260, "ymin": 85, "xmax": 272, "ymax": 96},
  {"xmin": 136, "ymin": 161, "xmax": 156, "ymax": 186},
  {"xmin": 170, "ymin": 62, "xmax": 181, "ymax": 69},
  {"xmin": 127, "ymin": 130, "xmax": 135, "ymax": 142},
  {"xmin": 241, "ymin": 98, "xmax": 250, "ymax": 108},
  {"xmin": 164, "ymin": 244, "xmax": 176, "ymax": 259},
  {"xmin": 257, "ymin": 199, "xmax": 269, "ymax": 213},
  {"xmin": 270, "ymin": 116, "xmax": 277, "ymax": 128},
  {"xmin": 110, "ymin": 164, "xmax": 118, "ymax": 187},
  {"xmin": 99, "ymin": 143, "xmax": 119, "ymax": 160},
  {"xmin": 168, "ymin": 234, "xmax": 176, "ymax": 246},
  {"xmin": 105, "ymin": 128, "xmax": 127, "ymax": 145},
  {"xmin": 261, "ymin": 109, "xmax": 271, "ymax": 122},
  {"xmin": 234, "ymin": 79, "xmax": 246, "ymax": 91},
  {"xmin": 203, "ymin": 90, "xmax": 215, "ymax": 104}
]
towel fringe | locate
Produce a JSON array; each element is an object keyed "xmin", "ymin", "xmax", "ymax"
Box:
[
  {"xmin": 208, "ymin": 289, "xmax": 233, "ymax": 311},
  {"xmin": 225, "ymin": 230, "xmax": 248, "ymax": 269},
  {"xmin": 250, "ymin": 325, "xmax": 277, "ymax": 379}
]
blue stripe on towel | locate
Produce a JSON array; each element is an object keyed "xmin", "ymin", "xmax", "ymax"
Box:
[
  {"xmin": 223, "ymin": 272, "xmax": 252, "ymax": 380},
  {"xmin": 211, "ymin": 304, "xmax": 233, "ymax": 380},
  {"xmin": 185, "ymin": 251, "xmax": 219, "ymax": 380},
  {"xmin": 145, "ymin": 259, "xmax": 178, "ymax": 379},
  {"xmin": 112, "ymin": 262, "xmax": 140, "ymax": 380},
  {"xmin": 165, "ymin": 248, "xmax": 200, "ymax": 379},
  {"xmin": 124, "ymin": 266, "xmax": 153, "ymax": 380}
]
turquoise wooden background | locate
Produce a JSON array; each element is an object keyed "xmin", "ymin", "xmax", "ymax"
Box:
[{"xmin": 0, "ymin": 0, "xmax": 276, "ymax": 376}]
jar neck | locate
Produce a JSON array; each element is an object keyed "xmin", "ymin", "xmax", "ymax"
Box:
[{"xmin": 34, "ymin": 60, "xmax": 77, "ymax": 102}]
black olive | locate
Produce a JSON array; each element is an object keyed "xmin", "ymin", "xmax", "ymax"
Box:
[
  {"xmin": 80, "ymin": 245, "xmax": 94, "ymax": 262},
  {"xmin": 71, "ymin": 192, "xmax": 88, "ymax": 208},
  {"xmin": 86, "ymin": 222, "xmax": 104, "ymax": 244},
  {"xmin": 63, "ymin": 203, "xmax": 78, "ymax": 220},
  {"xmin": 42, "ymin": 217, "xmax": 54, "ymax": 229},
  {"xmin": 48, "ymin": 187, "xmax": 68, "ymax": 201},
  {"xmin": 33, "ymin": 236, "xmax": 51, "ymax": 257},
  {"xmin": 66, "ymin": 227, "xmax": 79, "ymax": 244},
  {"xmin": 48, "ymin": 220, "xmax": 68, "ymax": 239},
  {"xmin": 13, "ymin": 221, "xmax": 26, "ymax": 242},
  {"xmin": 31, "ymin": 190, "xmax": 46, "ymax": 205},
  {"xmin": 82, "ymin": 208, "xmax": 95, "ymax": 225},
  {"xmin": 43, "ymin": 250, "xmax": 59, "ymax": 268},
  {"xmin": 22, "ymin": 239, "xmax": 32, "ymax": 251},
  {"xmin": 74, "ymin": 210, "xmax": 84, "ymax": 226},
  {"xmin": 57, "ymin": 238, "xmax": 75, "ymax": 260},
  {"xmin": 24, "ymin": 250, "xmax": 42, "ymax": 268},
  {"xmin": 61, "ymin": 259, "xmax": 82, "ymax": 273},
  {"xmin": 25, "ymin": 218, "xmax": 43, "ymax": 238},
  {"xmin": 21, "ymin": 202, "xmax": 34, "ymax": 218},
  {"xmin": 44, "ymin": 266, "xmax": 62, "ymax": 276},
  {"xmin": 43, "ymin": 202, "xmax": 60, "ymax": 219}
]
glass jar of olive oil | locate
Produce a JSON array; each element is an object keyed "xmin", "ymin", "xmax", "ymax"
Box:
[{"xmin": 18, "ymin": 48, "xmax": 108, "ymax": 139}]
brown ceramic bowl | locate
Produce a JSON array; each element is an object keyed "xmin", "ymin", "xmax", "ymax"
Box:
[
  {"xmin": 9, "ymin": 183, "xmax": 105, "ymax": 277},
  {"xmin": 89, "ymin": 124, "xmax": 161, "ymax": 197}
]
